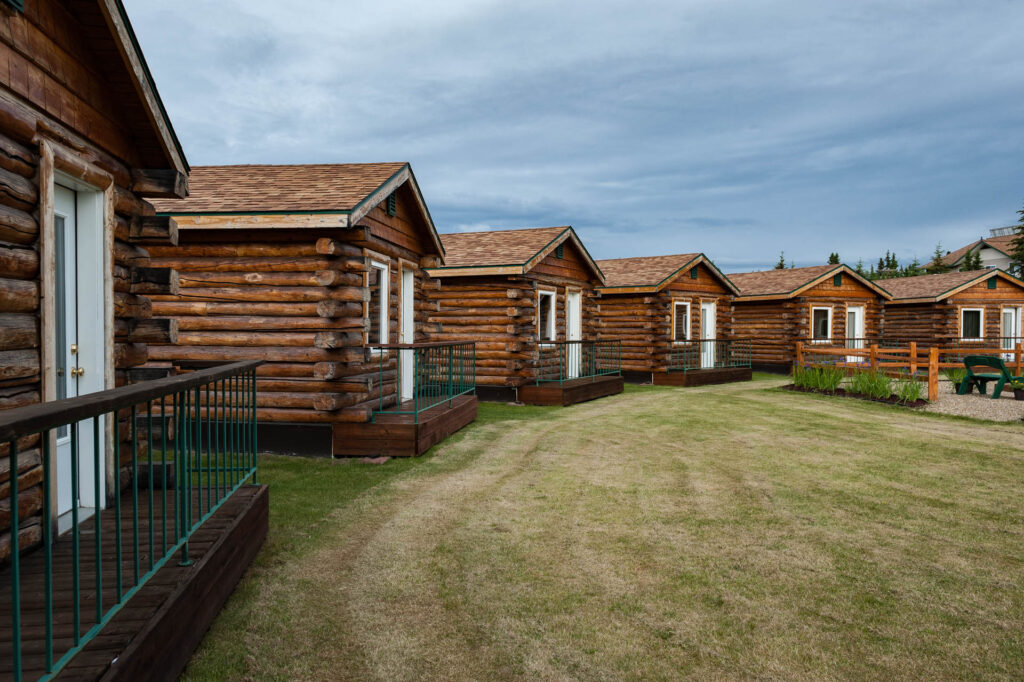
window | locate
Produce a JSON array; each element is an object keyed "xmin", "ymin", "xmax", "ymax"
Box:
[
  {"xmin": 538, "ymin": 291, "xmax": 556, "ymax": 341},
  {"xmin": 833, "ymin": 273, "xmax": 843, "ymax": 287},
  {"xmin": 988, "ymin": 277, "xmax": 998, "ymax": 290},
  {"xmin": 961, "ymin": 308, "xmax": 983, "ymax": 340},
  {"xmin": 368, "ymin": 260, "xmax": 389, "ymax": 347},
  {"xmin": 811, "ymin": 307, "xmax": 832, "ymax": 342},
  {"xmin": 673, "ymin": 302, "xmax": 690, "ymax": 341},
  {"xmin": 690, "ymin": 266, "xmax": 699, "ymax": 280}
]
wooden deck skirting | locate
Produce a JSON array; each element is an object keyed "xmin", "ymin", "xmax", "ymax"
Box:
[
  {"xmin": 517, "ymin": 375, "xmax": 625, "ymax": 406},
  {"xmin": 653, "ymin": 367, "xmax": 753, "ymax": 387},
  {"xmin": 333, "ymin": 394, "xmax": 478, "ymax": 457},
  {"xmin": 0, "ymin": 485, "xmax": 268, "ymax": 681}
]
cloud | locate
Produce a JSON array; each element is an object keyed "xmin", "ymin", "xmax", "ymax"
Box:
[{"xmin": 128, "ymin": 0, "xmax": 1024, "ymax": 269}]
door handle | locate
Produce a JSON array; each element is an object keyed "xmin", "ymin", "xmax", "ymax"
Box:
[
  {"xmin": 71, "ymin": 367, "xmax": 85, "ymax": 377},
  {"xmin": 70, "ymin": 343, "xmax": 78, "ymax": 355}
]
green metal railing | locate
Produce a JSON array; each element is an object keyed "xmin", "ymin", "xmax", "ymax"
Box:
[
  {"xmin": 667, "ymin": 339, "xmax": 752, "ymax": 372},
  {"xmin": 373, "ymin": 342, "xmax": 476, "ymax": 423},
  {"xmin": 0, "ymin": 361, "xmax": 261, "ymax": 681},
  {"xmin": 535, "ymin": 340, "xmax": 621, "ymax": 384}
]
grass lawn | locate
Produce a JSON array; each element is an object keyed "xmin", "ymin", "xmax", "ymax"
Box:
[{"xmin": 183, "ymin": 376, "xmax": 1024, "ymax": 680}]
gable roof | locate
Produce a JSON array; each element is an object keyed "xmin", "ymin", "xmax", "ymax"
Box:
[
  {"xmin": 883, "ymin": 268, "xmax": 1024, "ymax": 303},
  {"xmin": 596, "ymin": 253, "xmax": 739, "ymax": 295},
  {"xmin": 426, "ymin": 226, "xmax": 604, "ymax": 282},
  {"xmin": 730, "ymin": 264, "xmax": 892, "ymax": 301},
  {"xmin": 942, "ymin": 235, "xmax": 1015, "ymax": 266},
  {"xmin": 151, "ymin": 162, "xmax": 443, "ymax": 255}
]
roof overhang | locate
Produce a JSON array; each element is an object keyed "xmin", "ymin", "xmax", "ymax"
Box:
[
  {"xmin": 735, "ymin": 264, "xmax": 893, "ymax": 302},
  {"xmin": 427, "ymin": 227, "xmax": 604, "ymax": 282},
  {"xmin": 597, "ymin": 254, "xmax": 740, "ymax": 296},
  {"xmin": 886, "ymin": 268, "xmax": 1024, "ymax": 304},
  {"xmin": 103, "ymin": 0, "xmax": 189, "ymax": 175}
]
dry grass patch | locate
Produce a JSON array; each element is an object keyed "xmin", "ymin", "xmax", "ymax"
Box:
[{"xmin": 184, "ymin": 378, "xmax": 1024, "ymax": 681}]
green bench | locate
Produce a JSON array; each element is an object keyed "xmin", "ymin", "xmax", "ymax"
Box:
[{"xmin": 957, "ymin": 355, "xmax": 1023, "ymax": 399}]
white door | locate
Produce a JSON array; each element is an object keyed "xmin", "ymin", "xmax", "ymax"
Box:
[
  {"xmin": 54, "ymin": 184, "xmax": 106, "ymax": 522},
  {"xmin": 1002, "ymin": 307, "xmax": 1021, "ymax": 361},
  {"xmin": 700, "ymin": 302, "xmax": 716, "ymax": 368},
  {"xmin": 400, "ymin": 268, "xmax": 415, "ymax": 401},
  {"xmin": 846, "ymin": 306, "xmax": 865, "ymax": 363},
  {"xmin": 566, "ymin": 291, "xmax": 582, "ymax": 379}
]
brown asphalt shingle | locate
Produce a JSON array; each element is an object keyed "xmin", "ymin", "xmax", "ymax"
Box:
[
  {"xmin": 151, "ymin": 163, "xmax": 408, "ymax": 213},
  {"xmin": 596, "ymin": 254, "xmax": 701, "ymax": 288},
  {"xmin": 438, "ymin": 227, "xmax": 571, "ymax": 268},
  {"xmin": 880, "ymin": 269, "xmax": 994, "ymax": 300},
  {"xmin": 942, "ymin": 235, "xmax": 1015, "ymax": 265},
  {"xmin": 729, "ymin": 265, "xmax": 838, "ymax": 297}
]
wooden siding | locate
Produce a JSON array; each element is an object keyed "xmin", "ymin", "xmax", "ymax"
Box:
[
  {"xmin": 884, "ymin": 277, "xmax": 1024, "ymax": 345},
  {"xmin": 732, "ymin": 274, "xmax": 884, "ymax": 367},
  {"xmin": 427, "ymin": 238, "xmax": 601, "ymax": 387},
  {"xmin": 596, "ymin": 262, "xmax": 733, "ymax": 372},
  {"xmin": 0, "ymin": 0, "xmax": 180, "ymax": 561},
  {"xmin": 149, "ymin": 186, "xmax": 435, "ymax": 426}
]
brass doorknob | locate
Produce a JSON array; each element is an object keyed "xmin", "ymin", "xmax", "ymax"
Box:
[
  {"xmin": 71, "ymin": 367, "xmax": 84, "ymax": 377},
  {"xmin": 70, "ymin": 343, "xmax": 78, "ymax": 355}
]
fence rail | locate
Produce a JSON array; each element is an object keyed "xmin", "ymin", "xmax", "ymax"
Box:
[
  {"xmin": 795, "ymin": 341, "xmax": 1024, "ymax": 401},
  {"xmin": 1, "ymin": 360, "xmax": 261, "ymax": 681},
  {"xmin": 373, "ymin": 342, "xmax": 476, "ymax": 423},
  {"xmin": 535, "ymin": 340, "xmax": 621, "ymax": 384},
  {"xmin": 667, "ymin": 339, "xmax": 752, "ymax": 372}
]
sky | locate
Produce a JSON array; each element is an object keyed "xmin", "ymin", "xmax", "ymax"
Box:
[{"xmin": 128, "ymin": 1, "xmax": 1024, "ymax": 272}]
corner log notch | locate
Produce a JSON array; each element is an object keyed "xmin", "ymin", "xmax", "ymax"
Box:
[{"xmin": 130, "ymin": 169, "xmax": 189, "ymax": 199}]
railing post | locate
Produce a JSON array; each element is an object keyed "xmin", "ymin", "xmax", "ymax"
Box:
[
  {"xmin": 869, "ymin": 344, "xmax": 878, "ymax": 371},
  {"xmin": 448, "ymin": 345, "xmax": 454, "ymax": 407},
  {"xmin": 795, "ymin": 341, "xmax": 803, "ymax": 366},
  {"xmin": 909, "ymin": 341, "xmax": 917, "ymax": 376},
  {"xmin": 928, "ymin": 346, "xmax": 939, "ymax": 402},
  {"xmin": 1016, "ymin": 342, "xmax": 1022, "ymax": 376}
]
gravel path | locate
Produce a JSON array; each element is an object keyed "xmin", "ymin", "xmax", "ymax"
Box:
[{"xmin": 923, "ymin": 380, "xmax": 1024, "ymax": 422}]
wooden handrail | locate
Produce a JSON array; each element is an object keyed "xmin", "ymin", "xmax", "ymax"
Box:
[
  {"xmin": 373, "ymin": 341, "xmax": 474, "ymax": 350},
  {"xmin": 0, "ymin": 360, "xmax": 262, "ymax": 442}
]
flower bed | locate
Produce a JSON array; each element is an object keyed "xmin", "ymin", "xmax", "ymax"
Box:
[
  {"xmin": 781, "ymin": 384, "xmax": 928, "ymax": 408},
  {"xmin": 790, "ymin": 365, "xmax": 928, "ymax": 407}
]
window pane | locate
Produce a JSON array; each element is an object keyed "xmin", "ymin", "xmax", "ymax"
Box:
[
  {"xmin": 813, "ymin": 309, "xmax": 830, "ymax": 339},
  {"xmin": 539, "ymin": 295, "xmax": 552, "ymax": 340},
  {"xmin": 368, "ymin": 267, "xmax": 382, "ymax": 343},
  {"xmin": 962, "ymin": 310, "xmax": 981, "ymax": 339},
  {"xmin": 674, "ymin": 305, "xmax": 688, "ymax": 340}
]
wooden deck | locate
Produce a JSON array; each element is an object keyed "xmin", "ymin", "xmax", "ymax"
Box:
[
  {"xmin": 518, "ymin": 375, "xmax": 625, "ymax": 406},
  {"xmin": 653, "ymin": 367, "xmax": 753, "ymax": 387},
  {"xmin": 333, "ymin": 394, "xmax": 478, "ymax": 457},
  {"xmin": 0, "ymin": 485, "xmax": 268, "ymax": 681}
]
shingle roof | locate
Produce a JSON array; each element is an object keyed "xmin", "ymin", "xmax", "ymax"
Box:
[
  {"xmin": 880, "ymin": 269, "xmax": 997, "ymax": 301},
  {"xmin": 729, "ymin": 265, "xmax": 840, "ymax": 297},
  {"xmin": 596, "ymin": 254, "xmax": 701, "ymax": 288},
  {"xmin": 942, "ymin": 235, "xmax": 1014, "ymax": 265},
  {"xmin": 151, "ymin": 163, "xmax": 408, "ymax": 213},
  {"xmin": 438, "ymin": 227, "xmax": 572, "ymax": 267}
]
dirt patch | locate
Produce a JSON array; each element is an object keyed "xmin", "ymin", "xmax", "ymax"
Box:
[{"xmin": 780, "ymin": 384, "xmax": 928, "ymax": 408}]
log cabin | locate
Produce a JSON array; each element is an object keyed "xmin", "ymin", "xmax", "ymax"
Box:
[
  {"xmin": 149, "ymin": 162, "xmax": 478, "ymax": 458},
  {"xmin": 425, "ymin": 226, "xmax": 624, "ymax": 406},
  {"xmin": 0, "ymin": 2, "xmax": 267, "ymax": 678},
  {"xmin": 594, "ymin": 253, "xmax": 751, "ymax": 386},
  {"xmin": 729, "ymin": 264, "xmax": 892, "ymax": 371},
  {"xmin": 881, "ymin": 268, "xmax": 1024, "ymax": 350}
]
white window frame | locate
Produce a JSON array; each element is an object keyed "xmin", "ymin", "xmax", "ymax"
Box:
[
  {"xmin": 810, "ymin": 306, "xmax": 832, "ymax": 343},
  {"xmin": 368, "ymin": 259, "xmax": 389, "ymax": 350},
  {"xmin": 672, "ymin": 301, "xmax": 691, "ymax": 342},
  {"xmin": 961, "ymin": 307, "xmax": 984, "ymax": 341},
  {"xmin": 538, "ymin": 290, "xmax": 556, "ymax": 342}
]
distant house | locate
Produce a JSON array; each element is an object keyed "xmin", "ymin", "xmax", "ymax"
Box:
[
  {"xmin": 729, "ymin": 265, "xmax": 892, "ymax": 370},
  {"xmin": 151, "ymin": 163, "xmax": 477, "ymax": 457},
  {"xmin": 425, "ymin": 227, "xmax": 624, "ymax": 406},
  {"xmin": 942, "ymin": 229, "xmax": 1017, "ymax": 271},
  {"xmin": 595, "ymin": 254, "xmax": 750, "ymax": 385},
  {"xmin": 882, "ymin": 269, "xmax": 1024, "ymax": 348}
]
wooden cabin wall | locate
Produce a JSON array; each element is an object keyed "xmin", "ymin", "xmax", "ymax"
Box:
[
  {"xmin": 596, "ymin": 263, "xmax": 733, "ymax": 373},
  {"xmin": 427, "ymin": 241, "xmax": 601, "ymax": 387},
  {"xmin": 884, "ymin": 279, "xmax": 1024, "ymax": 347},
  {"xmin": 150, "ymin": 193, "xmax": 433, "ymax": 427},
  {"xmin": 0, "ymin": 2, "xmax": 179, "ymax": 560}
]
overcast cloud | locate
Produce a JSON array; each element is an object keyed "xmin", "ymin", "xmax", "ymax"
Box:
[{"xmin": 128, "ymin": 1, "xmax": 1024, "ymax": 271}]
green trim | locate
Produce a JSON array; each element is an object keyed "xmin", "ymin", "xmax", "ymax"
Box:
[
  {"xmin": 597, "ymin": 254, "xmax": 740, "ymax": 295},
  {"xmin": 429, "ymin": 263, "xmax": 527, "ymax": 272},
  {"xmin": 2, "ymin": 0, "xmax": 24, "ymax": 12},
  {"xmin": 349, "ymin": 164, "xmax": 409, "ymax": 219},
  {"xmin": 156, "ymin": 209, "xmax": 351, "ymax": 217},
  {"xmin": 113, "ymin": 0, "xmax": 189, "ymax": 171}
]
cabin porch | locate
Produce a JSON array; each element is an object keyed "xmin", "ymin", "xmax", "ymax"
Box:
[
  {"xmin": 333, "ymin": 342, "xmax": 478, "ymax": 457},
  {"xmin": 653, "ymin": 339, "xmax": 753, "ymax": 386},
  {"xmin": 518, "ymin": 340, "xmax": 624, "ymax": 406}
]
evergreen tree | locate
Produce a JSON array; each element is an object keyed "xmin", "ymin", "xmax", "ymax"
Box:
[
  {"xmin": 876, "ymin": 256, "xmax": 885, "ymax": 273},
  {"xmin": 1009, "ymin": 202, "xmax": 1024, "ymax": 277},
  {"xmin": 905, "ymin": 257, "xmax": 923, "ymax": 277},
  {"xmin": 855, "ymin": 259, "xmax": 865, "ymax": 275},
  {"xmin": 828, "ymin": 252, "xmax": 840, "ymax": 264},
  {"xmin": 927, "ymin": 243, "xmax": 950, "ymax": 274},
  {"xmin": 961, "ymin": 250, "xmax": 983, "ymax": 271},
  {"xmin": 774, "ymin": 251, "xmax": 786, "ymax": 270}
]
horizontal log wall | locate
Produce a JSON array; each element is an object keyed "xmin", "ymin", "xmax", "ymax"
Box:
[
  {"xmin": 884, "ymin": 278, "xmax": 1024, "ymax": 346},
  {"xmin": 0, "ymin": 1, "xmax": 180, "ymax": 560}
]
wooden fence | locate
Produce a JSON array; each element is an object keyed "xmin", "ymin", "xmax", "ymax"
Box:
[{"xmin": 795, "ymin": 341, "xmax": 1024, "ymax": 402}]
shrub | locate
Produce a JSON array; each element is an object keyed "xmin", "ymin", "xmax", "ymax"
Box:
[
  {"xmin": 894, "ymin": 373, "xmax": 925, "ymax": 404},
  {"xmin": 849, "ymin": 369, "xmax": 892, "ymax": 400},
  {"xmin": 941, "ymin": 367, "xmax": 967, "ymax": 393},
  {"xmin": 792, "ymin": 365, "xmax": 843, "ymax": 393}
]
